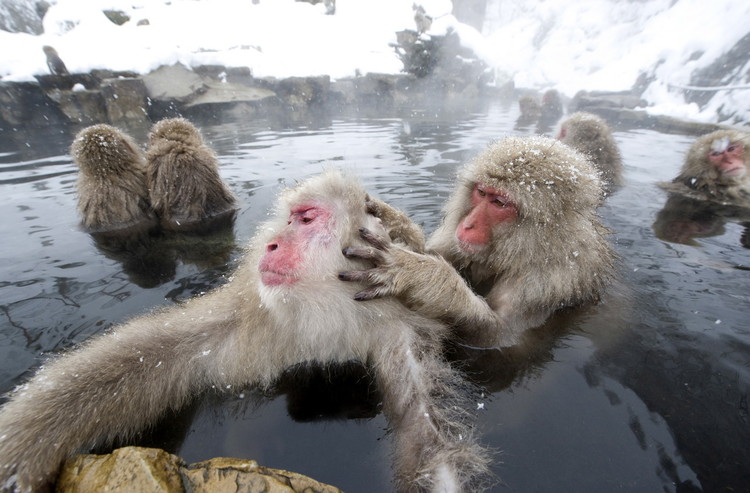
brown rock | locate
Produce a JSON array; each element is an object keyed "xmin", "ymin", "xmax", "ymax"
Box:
[
  {"xmin": 184, "ymin": 457, "xmax": 343, "ymax": 493},
  {"xmin": 56, "ymin": 447, "xmax": 343, "ymax": 493},
  {"xmin": 56, "ymin": 447, "xmax": 184, "ymax": 493}
]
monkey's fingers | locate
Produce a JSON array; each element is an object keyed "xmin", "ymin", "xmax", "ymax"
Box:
[
  {"xmin": 365, "ymin": 199, "xmax": 380, "ymax": 216},
  {"xmin": 353, "ymin": 286, "xmax": 385, "ymax": 301},
  {"xmin": 359, "ymin": 227, "xmax": 389, "ymax": 250},
  {"xmin": 342, "ymin": 245, "xmax": 385, "ymax": 263}
]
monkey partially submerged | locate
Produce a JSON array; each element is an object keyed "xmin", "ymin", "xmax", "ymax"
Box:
[
  {"xmin": 70, "ymin": 124, "xmax": 157, "ymax": 234},
  {"xmin": 146, "ymin": 118, "xmax": 238, "ymax": 231},
  {"xmin": 659, "ymin": 129, "xmax": 750, "ymax": 207},
  {"xmin": 0, "ymin": 171, "xmax": 489, "ymax": 492},
  {"xmin": 342, "ymin": 136, "xmax": 617, "ymax": 348},
  {"xmin": 558, "ymin": 112, "xmax": 624, "ymax": 194}
]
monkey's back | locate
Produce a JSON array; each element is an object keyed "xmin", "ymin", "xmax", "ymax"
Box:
[{"xmin": 146, "ymin": 139, "xmax": 237, "ymax": 230}]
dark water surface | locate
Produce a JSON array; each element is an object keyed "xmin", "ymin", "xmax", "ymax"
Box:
[{"xmin": 1, "ymin": 100, "xmax": 748, "ymax": 492}]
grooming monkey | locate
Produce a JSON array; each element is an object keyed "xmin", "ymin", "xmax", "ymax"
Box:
[
  {"xmin": 341, "ymin": 136, "xmax": 616, "ymax": 348},
  {"xmin": 0, "ymin": 171, "xmax": 489, "ymax": 493},
  {"xmin": 70, "ymin": 124, "xmax": 156, "ymax": 233},
  {"xmin": 558, "ymin": 112, "xmax": 624, "ymax": 193},
  {"xmin": 146, "ymin": 118, "xmax": 238, "ymax": 231}
]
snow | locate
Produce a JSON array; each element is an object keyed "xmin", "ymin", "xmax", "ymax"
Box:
[{"xmin": 0, "ymin": 0, "xmax": 748, "ymax": 124}]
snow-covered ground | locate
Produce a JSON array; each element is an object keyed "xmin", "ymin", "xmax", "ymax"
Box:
[{"xmin": 1, "ymin": 0, "xmax": 748, "ymax": 124}]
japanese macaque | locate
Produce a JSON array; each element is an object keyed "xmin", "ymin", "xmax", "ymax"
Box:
[
  {"xmin": 341, "ymin": 136, "xmax": 616, "ymax": 348},
  {"xmin": 146, "ymin": 118, "xmax": 237, "ymax": 231},
  {"xmin": 0, "ymin": 171, "xmax": 489, "ymax": 492},
  {"xmin": 70, "ymin": 124, "xmax": 156, "ymax": 233},
  {"xmin": 539, "ymin": 89, "xmax": 563, "ymax": 123},
  {"xmin": 517, "ymin": 95, "xmax": 541, "ymax": 120},
  {"xmin": 659, "ymin": 129, "xmax": 750, "ymax": 206},
  {"xmin": 558, "ymin": 112, "xmax": 623, "ymax": 193},
  {"xmin": 42, "ymin": 45, "xmax": 69, "ymax": 76}
]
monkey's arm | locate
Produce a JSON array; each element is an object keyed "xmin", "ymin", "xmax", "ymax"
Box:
[
  {"xmin": 0, "ymin": 291, "xmax": 250, "ymax": 492},
  {"xmin": 369, "ymin": 316, "xmax": 490, "ymax": 490},
  {"xmin": 366, "ymin": 196, "xmax": 426, "ymax": 253},
  {"xmin": 341, "ymin": 228, "xmax": 518, "ymax": 347}
]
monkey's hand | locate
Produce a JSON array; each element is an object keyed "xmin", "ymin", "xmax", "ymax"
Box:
[
  {"xmin": 365, "ymin": 196, "xmax": 426, "ymax": 253},
  {"xmin": 340, "ymin": 227, "xmax": 472, "ymax": 320}
]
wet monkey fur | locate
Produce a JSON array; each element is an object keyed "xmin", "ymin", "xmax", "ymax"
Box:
[
  {"xmin": 342, "ymin": 136, "xmax": 616, "ymax": 348},
  {"xmin": 0, "ymin": 171, "xmax": 489, "ymax": 493},
  {"xmin": 146, "ymin": 118, "xmax": 237, "ymax": 230},
  {"xmin": 70, "ymin": 124, "xmax": 156, "ymax": 233},
  {"xmin": 659, "ymin": 129, "xmax": 750, "ymax": 207},
  {"xmin": 558, "ymin": 112, "xmax": 624, "ymax": 194}
]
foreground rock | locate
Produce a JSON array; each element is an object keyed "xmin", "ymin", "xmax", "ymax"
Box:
[{"xmin": 56, "ymin": 446, "xmax": 342, "ymax": 493}]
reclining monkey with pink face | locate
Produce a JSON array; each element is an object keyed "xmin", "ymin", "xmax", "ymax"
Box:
[
  {"xmin": 0, "ymin": 170, "xmax": 489, "ymax": 493},
  {"xmin": 342, "ymin": 136, "xmax": 617, "ymax": 348}
]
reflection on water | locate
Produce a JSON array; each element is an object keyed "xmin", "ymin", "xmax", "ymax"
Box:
[
  {"xmin": 653, "ymin": 193, "xmax": 750, "ymax": 248},
  {"xmin": 1, "ymin": 100, "xmax": 749, "ymax": 492}
]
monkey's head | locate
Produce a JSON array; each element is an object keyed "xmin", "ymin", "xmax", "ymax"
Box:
[
  {"xmin": 681, "ymin": 129, "xmax": 749, "ymax": 188},
  {"xmin": 436, "ymin": 136, "xmax": 605, "ymax": 274},
  {"xmin": 460, "ymin": 136, "xmax": 601, "ymax": 225},
  {"xmin": 148, "ymin": 118, "xmax": 204, "ymax": 147},
  {"xmin": 256, "ymin": 170, "xmax": 385, "ymax": 298},
  {"xmin": 71, "ymin": 124, "xmax": 145, "ymax": 177},
  {"xmin": 558, "ymin": 112, "xmax": 608, "ymax": 143}
]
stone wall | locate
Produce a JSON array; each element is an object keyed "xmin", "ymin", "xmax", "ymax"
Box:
[{"xmin": 0, "ymin": 60, "xmax": 491, "ymax": 132}]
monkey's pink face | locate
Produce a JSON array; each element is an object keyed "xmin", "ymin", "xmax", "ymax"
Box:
[
  {"xmin": 259, "ymin": 203, "xmax": 334, "ymax": 286},
  {"xmin": 456, "ymin": 183, "xmax": 517, "ymax": 253},
  {"xmin": 708, "ymin": 141, "xmax": 746, "ymax": 179}
]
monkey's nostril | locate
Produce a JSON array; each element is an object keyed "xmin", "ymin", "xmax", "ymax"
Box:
[{"xmin": 267, "ymin": 243, "xmax": 278, "ymax": 252}]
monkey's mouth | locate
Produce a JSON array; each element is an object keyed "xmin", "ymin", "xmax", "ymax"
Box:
[
  {"xmin": 720, "ymin": 164, "xmax": 746, "ymax": 178},
  {"xmin": 259, "ymin": 269, "xmax": 299, "ymax": 286}
]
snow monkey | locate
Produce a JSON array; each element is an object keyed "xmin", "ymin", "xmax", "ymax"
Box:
[
  {"xmin": 70, "ymin": 124, "xmax": 156, "ymax": 233},
  {"xmin": 539, "ymin": 89, "xmax": 563, "ymax": 121},
  {"xmin": 0, "ymin": 170, "xmax": 489, "ymax": 493},
  {"xmin": 42, "ymin": 45, "xmax": 69, "ymax": 76},
  {"xmin": 517, "ymin": 95, "xmax": 541, "ymax": 120},
  {"xmin": 558, "ymin": 112, "xmax": 624, "ymax": 193},
  {"xmin": 146, "ymin": 118, "xmax": 237, "ymax": 231},
  {"xmin": 659, "ymin": 129, "xmax": 750, "ymax": 207},
  {"xmin": 341, "ymin": 136, "xmax": 617, "ymax": 348}
]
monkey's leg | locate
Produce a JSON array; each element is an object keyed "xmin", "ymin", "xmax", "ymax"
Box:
[{"xmin": 370, "ymin": 321, "xmax": 490, "ymax": 492}]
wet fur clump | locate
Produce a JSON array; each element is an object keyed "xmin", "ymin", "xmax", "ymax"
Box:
[
  {"xmin": 70, "ymin": 124, "xmax": 156, "ymax": 233},
  {"xmin": 146, "ymin": 118, "xmax": 237, "ymax": 230}
]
